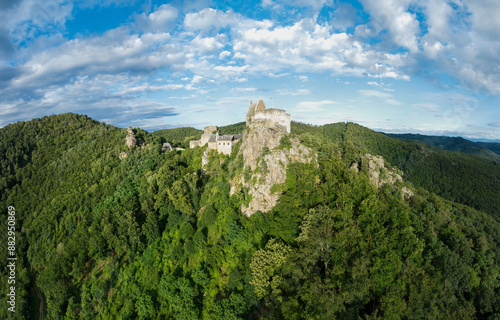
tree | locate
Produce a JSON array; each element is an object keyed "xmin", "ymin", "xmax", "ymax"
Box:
[{"xmin": 250, "ymin": 239, "xmax": 291, "ymax": 302}]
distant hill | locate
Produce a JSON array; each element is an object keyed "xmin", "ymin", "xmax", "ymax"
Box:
[
  {"xmin": 386, "ymin": 133, "xmax": 500, "ymax": 161},
  {"xmin": 219, "ymin": 121, "xmax": 246, "ymax": 134},
  {"xmin": 153, "ymin": 126, "xmax": 202, "ymax": 148},
  {"xmin": 476, "ymin": 141, "xmax": 500, "ymax": 156}
]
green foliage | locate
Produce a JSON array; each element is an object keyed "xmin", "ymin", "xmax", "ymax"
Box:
[
  {"xmin": 250, "ymin": 239, "xmax": 291, "ymax": 301},
  {"xmin": 153, "ymin": 126, "xmax": 203, "ymax": 148},
  {"xmin": 278, "ymin": 134, "xmax": 292, "ymax": 150},
  {"xmin": 1, "ymin": 114, "xmax": 499, "ymax": 319},
  {"xmin": 219, "ymin": 122, "xmax": 246, "ymax": 134}
]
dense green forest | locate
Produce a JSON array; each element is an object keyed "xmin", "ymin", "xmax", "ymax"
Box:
[
  {"xmin": 385, "ymin": 133, "xmax": 500, "ymax": 161},
  {"xmin": 1, "ymin": 114, "xmax": 500, "ymax": 319}
]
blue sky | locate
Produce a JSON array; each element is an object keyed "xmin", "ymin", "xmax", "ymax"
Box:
[{"xmin": 1, "ymin": 0, "xmax": 499, "ymax": 140}]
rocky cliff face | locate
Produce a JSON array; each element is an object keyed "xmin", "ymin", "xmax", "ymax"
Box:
[
  {"xmin": 231, "ymin": 122, "xmax": 316, "ymax": 216},
  {"xmin": 351, "ymin": 153, "xmax": 413, "ymax": 199}
]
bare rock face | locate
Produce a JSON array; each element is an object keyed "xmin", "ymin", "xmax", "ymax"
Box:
[
  {"xmin": 352, "ymin": 153, "xmax": 413, "ymax": 199},
  {"xmin": 126, "ymin": 127, "xmax": 137, "ymax": 149},
  {"xmin": 231, "ymin": 121, "xmax": 316, "ymax": 217}
]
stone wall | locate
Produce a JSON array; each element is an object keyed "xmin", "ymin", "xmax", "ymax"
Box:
[
  {"xmin": 252, "ymin": 108, "xmax": 291, "ymax": 134},
  {"xmin": 189, "ymin": 140, "xmax": 201, "ymax": 148},
  {"xmin": 204, "ymin": 126, "xmax": 219, "ymax": 134},
  {"xmin": 207, "ymin": 140, "xmax": 217, "ymax": 151},
  {"xmin": 200, "ymin": 134, "xmax": 213, "ymax": 146},
  {"xmin": 217, "ymin": 141, "xmax": 233, "ymax": 155}
]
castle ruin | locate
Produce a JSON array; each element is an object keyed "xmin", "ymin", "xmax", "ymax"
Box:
[
  {"xmin": 189, "ymin": 99, "xmax": 291, "ymax": 155},
  {"xmin": 246, "ymin": 100, "xmax": 291, "ymax": 134}
]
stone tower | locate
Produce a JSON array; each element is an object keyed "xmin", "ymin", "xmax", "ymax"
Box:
[
  {"xmin": 246, "ymin": 100, "xmax": 266, "ymax": 126},
  {"xmin": 246, "ymin": 99, "xmax": 291, "ymax": 134}
]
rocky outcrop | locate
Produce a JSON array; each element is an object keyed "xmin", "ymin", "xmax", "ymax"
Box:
[
  {"xmin": 231, "ymin": 121, "xmax": 316, "ymax": 217},
  {"xmin": 351, "ymin": 153, "xmax": 413, "ymax": 199},
  {"xmin": 126, "ymin": 127, "xmax": 137, "ymax": 149}
]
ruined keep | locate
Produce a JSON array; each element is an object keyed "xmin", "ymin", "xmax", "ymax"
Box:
[{"xmin": 246, "ymin": 100, "xmax": 291, "ymax": 134}]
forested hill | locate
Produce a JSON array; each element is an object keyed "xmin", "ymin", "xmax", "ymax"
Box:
[
  {"xmin": 293, "ymin": 121, "xmax": 500, "ymax": 219},
  {"xmin": 385, "ymin": 133, "xmax": 500, "ymax": 161},
  {"xmin": 1, "ymin": 113, "xmax": 500, "ymax": 319},
  {"xmin": 476, "ymin": 141, "xmax": 500, "ymax": 156}
]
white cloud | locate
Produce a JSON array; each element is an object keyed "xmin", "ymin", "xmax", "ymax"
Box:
[
  {"xmin": 191, "ymin": 75, "xmax": 215, "ymax": 84},
  {"xmin": 232, "ymin": 18, "xmax": 410, "ymax": 79},
  {"xmin": 277, "ymin": 88, "xmax": 311, "ymax": 96},
  {"xmin": 358, "ymin": 89, "xmax": 401, "ymax": 105},
  {"xmin": 213, "ymin": 65, "xmax": 249, "ymax": 77},
  {"xmin": 232, "ymin": 87, "xmax": 257, "ymax": 93},
  {"xmin": 0, "ymin": 74, "xmax": 180, "ymax": 128},
  {"xmin": 134, "ymin": 4, "xmax": 178, "ymax": 32},
  {"xmin": 262, "ymin": 0, "xmax": 331, "ymax": 11},
  {"xmin": 331, "ymin": 3, "xmax": 357, "ymax": 31},
  {"xmin": 11, "ymin": 29, "xmax": 180, "ymax": 90},
  {"xmin": 190, "ymin": 34, "xmax": 225, "ymax": 53},
  {"xmin": 295, "ymin": 100, "xmax": 336, "ymax": 112},
  {"xmin": 360, "ymin": 0, "xmax": 420, "ymax": 52},
  {"xmin": 412, "ymin": 103, "xmax": 440, "ymax": 113},
  {"xmin": 184, "ymin": 8, "xmax": 238, "ymax": 32},
  {"xmin": 219, "ymin": 50, "xmax": 231, "ymax": 58}
]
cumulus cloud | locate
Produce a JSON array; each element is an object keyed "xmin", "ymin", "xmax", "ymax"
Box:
[
  {"xmin": 134, "ymin": 4, "xmax": 178, "ymax": 33},
  {"xmin": 412, "ymin": 103, "xmax": 440, "ymax": 113},
  {"xmin": 331, "ymin": 3, "xmax": 357, "ymax": 31},
  {"xmin": 360, "ymin": 0, "xmax": 420, "ymax": 52},
  {"xmin": 232, "ymin": 18, "xmax": 410, "ymax": 79},
  {"xmin": 277, "ymin": 89, "xmax": 311, "ymax": 96},
  {"xmin": 0, "ymin": 74, "xmax": 179, "ymax": 128},
  {"xmin": 184, "ymin": 8, "xmax": 238, "ymax": 32},
  {"xmin": 262, "ymin": 0, "xmax": 331, "ymax": 11},
  {"xmin": 219, "ymin": 50, "xmax": 231, "ymax": 59},
  {"xmin": 359, "ymin": 89, "xmax": 401, "ymax": 105},
  {"xmin": 295, "ymin": 100, "xmax": 336, "ymax": 112},
  {"xmin": 10, "ymin": 29, "xmax": 181, "ymax": 91},
  {"xmin": 190, "ymin": 34, "xmax": 225, "ymax": 53},
  {"xmin": 232, "ymin": 87, "xmax": 257, "ymax": 93}
]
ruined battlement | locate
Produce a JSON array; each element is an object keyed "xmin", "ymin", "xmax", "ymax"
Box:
[{"xmin": 246, "ymin": 100, "xmax": 291, "ymax": 134}]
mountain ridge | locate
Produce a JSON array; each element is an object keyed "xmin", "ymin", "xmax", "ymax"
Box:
[{"xmin": 385, "ymin": 132, "xmax": 500, "ymax": 160}]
